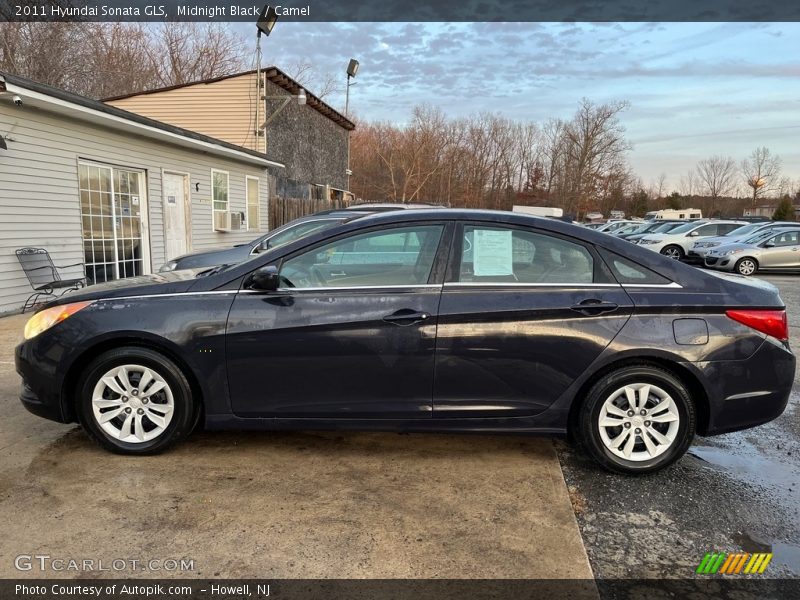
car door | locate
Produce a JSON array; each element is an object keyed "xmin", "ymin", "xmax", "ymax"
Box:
[
  {"xmin": 760, "ymin": 231, "xmax": 800, "ymax": 268},
  {"xmin": 432, "ymin": 222, "xmax": 634, "ymax": 418},
  {"xmin": 226, "ymin": 222, "xmax": 451, "ymax": 418}
]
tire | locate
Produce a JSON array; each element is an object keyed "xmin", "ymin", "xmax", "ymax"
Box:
[
  {"xmin": 76, "ymin": 346, "xmax": 197, "ymax": 455},
  {"xmin": 577, "ymin": 365, "xmax": 696, "ymax": 474},
  {"xmin": 734, "ymin": 257, "xmax": 758, "ymax": 276},
  {"xmin": 660, "ymin": 245, "xmax": 684, "ymax": 260}
]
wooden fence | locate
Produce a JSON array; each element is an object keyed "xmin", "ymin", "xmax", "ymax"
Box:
[{"xmin": 267, "ymin": 174, "xmax": 353, "ymax": 229}]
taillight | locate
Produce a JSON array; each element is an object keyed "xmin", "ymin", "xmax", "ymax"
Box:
[{"xmin": 725, "ymin": 309, "xmax": 788, "ymax": 342}]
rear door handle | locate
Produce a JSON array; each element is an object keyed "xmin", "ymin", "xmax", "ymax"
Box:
[
  {"xmin": 570, "ymin": 299, "xmax": 619, "ymax": 316},
  {"xmin": 383, "ymin": 309, "xmax": 430, "ymax": 326}
]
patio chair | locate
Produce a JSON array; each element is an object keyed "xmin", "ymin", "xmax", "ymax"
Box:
[{"xmin": 15, "ymin": 247, "xmax": 86, "ymax": 313}]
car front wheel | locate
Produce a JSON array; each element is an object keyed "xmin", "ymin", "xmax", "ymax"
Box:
[
  {"xmin": 578, "ymin": 365, "xmax": 696, "ymax": 474},
  {"xmin": 735, "ymin": 257, "xmax": 758, "ymax": 276},
  {"xmin": 660, "ymin": 245, "xmax": 684, "ymax": 260},
  {"xmin": 77, "ymin": 347, "xmax": 197, "ymax": 454}
]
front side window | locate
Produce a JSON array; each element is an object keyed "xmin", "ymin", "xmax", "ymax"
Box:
[
  {"xmin": 770, "ymin": 231, "xmax": 800, "ymax": 247},
  {"xmin": 459, "ymin": 226, "xmax": 594, "ymax": 284},
  {"xmin": 279, "ymin": 225, "xmax": 444, "ymax": 288}
]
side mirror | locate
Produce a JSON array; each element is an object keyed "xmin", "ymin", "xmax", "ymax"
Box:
[
  {"xmin": 687, "ymin": 231, "xmax": 699, "ymax": 237},
  {"xmin": 764, "ymin": 241, "xmax": 776, "ymax": 248},
  {"xmin": 247, "ymin": 265, "xmax": 279, "ymax": 291}
]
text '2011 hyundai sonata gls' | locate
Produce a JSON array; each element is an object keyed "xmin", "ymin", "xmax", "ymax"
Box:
[{"xmin": 16, "ymin": 210, "xmax": 795, "ymax": 474}]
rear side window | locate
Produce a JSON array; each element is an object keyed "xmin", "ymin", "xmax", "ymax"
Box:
[
  {"xmin": 459, "ymin": 226, "xmax": 595, "ymax": 284},
  {"xmin": 598, "ymin": 249, "xmax": 672, "ymax": 285}
]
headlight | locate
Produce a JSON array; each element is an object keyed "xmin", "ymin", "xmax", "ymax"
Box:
[
  {"xmin": 24, "ymin": 301, "xmax": 93, "ymax": 340},
  {"xmin": 640, "ymin": 239, "xmax": 661, "ymax": 245},
  {"xmin": 160, "ymin": 260, "xmax": 178, "ymax": 272},
  {"xmin": 719, "ymin": 249, "xmax": 743, "ymax": 256}
]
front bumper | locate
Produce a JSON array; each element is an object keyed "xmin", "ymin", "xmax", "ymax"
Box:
[
  {"xmin": 15, "ymin": 341, "xmax": 70, "ymax": 423},
  {"xmin": 704, "ymin": 255, "xmax": 736, "ymax": 271}
]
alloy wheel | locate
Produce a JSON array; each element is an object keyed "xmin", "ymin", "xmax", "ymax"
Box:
[
  {"xmin": 662, "ymin": 247, "xmax": 682, "ymax": 260},
  {"xmin": 737, "ymin": 258, "xmax": 757, "ymax": 276},
  {"xmin": 91, "ymin": 364, "xmax": 175, "ymax": 443},
  {"xmin": 597, "ymin": 383, "xmax": 680, "ymax": 462}
]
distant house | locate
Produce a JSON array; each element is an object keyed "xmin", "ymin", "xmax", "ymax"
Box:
[
  {"xmin": 0, "ymin": 72, "xmax": 283, "ymax": 314},
  {"xmin": 743, "ymin": 203, "xmax": 800, "ymax": 219},
  {"xmin": 105, "ymin": 67, "xmax": 356, "ymax": 204}
]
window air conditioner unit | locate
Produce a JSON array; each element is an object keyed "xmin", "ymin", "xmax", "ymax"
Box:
[
  {"xmin": 230, "ymin": 212, "xmax": 243, "ymax": 231},
  {"xmin": 213, "ymin": 211, "xmax": 232, "ymax": 232}
]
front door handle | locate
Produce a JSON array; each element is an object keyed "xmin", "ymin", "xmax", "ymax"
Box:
[
  {"xmin": 383, "ymin": 309, "xmax": 430, "ymax": 326},
  {"xmin": 570, "ymin": 299, "xmax": 619, "ymax": 316}
]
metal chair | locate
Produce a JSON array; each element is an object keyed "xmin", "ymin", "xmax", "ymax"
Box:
[{"xmin": 15, "ymin": 247, "xmax": 86, "ymax": 313}]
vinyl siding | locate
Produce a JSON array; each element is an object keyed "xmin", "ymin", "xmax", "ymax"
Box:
[
  {"xmin": 0, "ymin": 101, "xmax": 269, "ymax": 315},
  {"xmin": 108, "ymin": 73, "xmax": 260, "ymax": 152}
]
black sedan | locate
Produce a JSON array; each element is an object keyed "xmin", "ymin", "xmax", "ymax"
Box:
[{"xmin": 16, "ymin": 210, "xmax": 795, "ymax": 474}]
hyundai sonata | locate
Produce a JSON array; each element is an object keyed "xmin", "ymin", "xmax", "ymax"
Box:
[{"xmin": 16, "ymin": 210, "xmax": 795, "ymax": 474}]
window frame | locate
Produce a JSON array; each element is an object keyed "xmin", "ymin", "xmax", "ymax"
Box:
[
  {"xmin": 445, "ymin": 221, "xmax": 614, "ymax": 287},
  {"xmin": 245, "ymin": 175, "xmax": 261, "ymax": 232},
  {"xmin": 272, "ymin": 221, "xmax": 454, "ymax": 291},
  {"xmin": 210, "ymin": 168, "xmax": 230, "ymax": 231}
]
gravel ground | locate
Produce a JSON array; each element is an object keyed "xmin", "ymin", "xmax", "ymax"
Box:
[{"xmin": 557, "ymin": 274, "xmax": 800, "ymax": 590}]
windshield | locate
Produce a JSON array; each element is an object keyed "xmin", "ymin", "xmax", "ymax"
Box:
[
  {"xmin": 726, "ymin": 223, "xmax": 762, "ymax": 237},
  {"xmin": 743, "ymin": 229, "xmax": 787, "ymax": 244}
]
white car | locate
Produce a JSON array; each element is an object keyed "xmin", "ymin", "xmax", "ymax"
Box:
[{"xmin": 636, "ymin": 220, "xmax": 746, "ymax": 260}]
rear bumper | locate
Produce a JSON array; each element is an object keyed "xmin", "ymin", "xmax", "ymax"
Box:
[{"xmin": 691, "ymin": 337, "xmax": 795, "ymax": 436}]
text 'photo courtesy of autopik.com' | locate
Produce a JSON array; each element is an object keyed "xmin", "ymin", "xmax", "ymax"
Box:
[{"xmin": 1, "ymin": 0, "xmax": 800, "ymax": 599}]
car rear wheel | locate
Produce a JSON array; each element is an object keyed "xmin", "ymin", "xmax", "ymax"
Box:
[
  {"xmin": 578, "ymin": 365, "xmax": 696, "ymax": 474},
  {"xmin": 735, "ymin": 257, "xmax": 758, "ymax": 276},
  {"xmin": 660, "ymin": 245, "xmax": 684, "ymax": 260},
  {"xmin": 77, "ymin": 347, "xmax": 197, "ymax": 454}
]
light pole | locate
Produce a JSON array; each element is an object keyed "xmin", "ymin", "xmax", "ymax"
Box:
[
  {"xmin": 345, "ymin": 59, "xmax": 359, "ymax": 195},
  {"xmin": 345, "ymin": 58, "xmax": 359, "ymax": 116},
  {"xmin": 255, "ymin": 5, "xmax": 278, "ymax": 153}
]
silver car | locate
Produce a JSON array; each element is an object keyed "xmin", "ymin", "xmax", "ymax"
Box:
[
  {"xmin": 688, "ymin": 220, "xmax": 795, "ymax": 262},
  {"xmin": 704, "ymin": 227, "xmax": 800, "ymax": 275}
]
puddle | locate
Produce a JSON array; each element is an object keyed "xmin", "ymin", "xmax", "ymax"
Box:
[
  {"xmin": 687, "ymin": 445, "xmax": 800, "ymax": 495},
  {"xmin": 730, "ymin": 532, "xmax": 800, "ymax": 572}
]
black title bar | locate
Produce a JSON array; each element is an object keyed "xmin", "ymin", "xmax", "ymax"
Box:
[{"xmin": 1, "ymin": 0, "xmax": 800, "ymax": 22}]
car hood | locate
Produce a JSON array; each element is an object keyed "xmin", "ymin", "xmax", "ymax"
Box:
[
  {"xmin": 167, "ymin": 244, "xmax": 253, "ymax": 268},
  {"xmin": 37, "ymin": 270, "xmax": 207, "ymax": 309},
  {"xmin": 707, "ymin": 242, "xmax": 757, "ymax": 254}
]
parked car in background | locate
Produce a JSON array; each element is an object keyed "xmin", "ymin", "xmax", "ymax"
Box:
[
  {"xmin": 637, "ymin": 220, "xmax": 746, "ymax": 260},
  {"xmin": 619, "ymin": 220, "xmax": 684, "ymax": 242},
  {"xmin": 594, "ymin": 219, "xmax": 642, "ymax": 233},
  {"xmin": 704, "ymin": 227, "xmax": 800, "ymax": 275},
  {"xmin": 687, "ymin": 221, "xmax": 797, "ymax": 263},
  {"xmin": 346, "ymin": 202, "xmax": 445, "ymax": 211},
  {"xmin": 160, "ymin": 210, "xmax": 371, "ymax": 272},
  {"xmin": 16, "ymin": 209, "xmax": 795, "ymax": 475}
]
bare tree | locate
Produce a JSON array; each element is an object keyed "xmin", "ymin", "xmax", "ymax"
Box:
[
  {"xmin": 151, "ymin": 22, "xmax": 247, "ymax": 86},
  {"xmin": 740, "ymin": 147, "xmax": 782, "ymax": 207},
  {"xmin": 285, "ymin": 60, "xmax": 342, "ymax": 101},
  {"xmin": 696, "ymin": 155, "xmax": 737, "ymax": 213},
  {"xmin": 561, "ymin": 98, "xmax": 631, "ymax": 219},
  {"xmin": 678, "ymin": 170, "xmax": 697, "ymax": 198}
]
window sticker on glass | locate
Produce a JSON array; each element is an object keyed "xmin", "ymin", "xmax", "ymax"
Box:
[{"xmin": 473, "ymin": 229, "xmax": 513, "ymax": 276}]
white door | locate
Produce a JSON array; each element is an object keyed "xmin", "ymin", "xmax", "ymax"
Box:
[{"xmin": 163, "ymin": 173, "xmax": 189, "ymax": 261}]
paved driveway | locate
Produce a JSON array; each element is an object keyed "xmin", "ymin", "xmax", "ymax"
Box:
[{"xmin": 0, "ymin": 313, "xmax": 594, "ymax": 585}]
